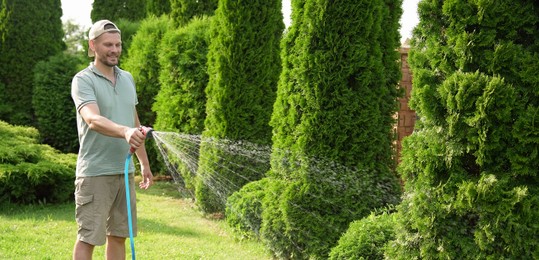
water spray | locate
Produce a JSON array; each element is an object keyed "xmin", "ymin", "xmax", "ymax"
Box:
[{"xmin": 125, "ymin": 126, "xmax": 153, "ymax": 260}]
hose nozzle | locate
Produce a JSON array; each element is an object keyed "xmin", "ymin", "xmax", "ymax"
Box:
[{"xmin": 129, "ymin": 126, "xmax": 154, "ymax": 154}]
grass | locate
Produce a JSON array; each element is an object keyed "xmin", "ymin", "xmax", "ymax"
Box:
[{"xmin": 0, "ymin": 179, "xmax": 272, "ymax": 260}]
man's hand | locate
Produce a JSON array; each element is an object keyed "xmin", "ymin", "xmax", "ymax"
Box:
[
  {"xmin": 125, "ymin": 127, "xmax": 146, "ymax": 151},
  {"xmin": 139, "ymin": 166, "xmax": 153, "ymax": 189}
]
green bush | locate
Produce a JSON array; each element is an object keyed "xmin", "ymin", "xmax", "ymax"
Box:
[
  {"xmin": 195, "ymin": 0, "xmax": 283, "ymax": 213},
  {"xmin": 261, "ymin": 0, "xmax": 402, "ymax": 258},
  {"xmin": 329, "ymin": 212, "xmax": 396, "ymax": 260},
  {"xmin": 0, "ymin": 0, "xmax": 64, "ymax": 125},
  {"xmin": 0, "ymin": 121, "xmax": 77, "ymax": 204},
  {"xmin": 115, "ymin": 18, "xmax": 141, "ymax": 65},
  {"xmin": 170, "ymin": 0, "xmax": 218, "ymax": 26},
  {"xmin": 33, "ymin": 52, "xmax": 84, "ymax": 153},
  {"xmin": 154, "ymin": 16, "xmax": 212, "ymax": 191},
  {"xmin": 91, "ymin": 0, "xmax": 146, "ymax": 23},
  {"xmin": 386, "ymin": 0, "xmax": 539, "ymax": 258},
  {"xmin": 225, "ymin": 178, "xmax": 270, "ymax": 239},
  {"xmin": 123, "ymin": 15, "xmax": 171, "ymax": 175}
]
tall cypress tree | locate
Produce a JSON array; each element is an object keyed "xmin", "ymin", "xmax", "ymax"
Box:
[
  {"xmin": 169, "ymin": 0, "xmax": 218, "ymax": 26},
  {"xmin": 91, "ymin": 0, "xmax": 146, "ymax": 22},
  {"xmin": 196, "ymin": 0, "xmax": 284, "ymax": 214},
  {"xmin": 386, "ymin": 0, "xmax": 539, "ymax": 258},
  {"xmin": 0, "ymin": 0, "xmax": 64, "ymax": 125},
  {"xmin": 146, "ymin": 0, "xmax": 171, "ymax": 17},
  {"xmin": 260, "ymin": 0, "xmax": 402, "ymax": 258}
]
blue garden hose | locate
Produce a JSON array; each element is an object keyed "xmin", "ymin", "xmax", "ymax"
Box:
[
  {"xmin": 125, "ymin": 153, "xmax": 136, "ymax": 260},
  {"xmin": 124, "ymin": 126, "xmax": 153, "ymax": 260}
]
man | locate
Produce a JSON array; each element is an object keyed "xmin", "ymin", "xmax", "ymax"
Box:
[{"xmin": 71, "ymin": 19, "xmax": 153, "ymax": 260}]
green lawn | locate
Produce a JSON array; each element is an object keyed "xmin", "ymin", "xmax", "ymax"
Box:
[{"xmin": 0, "ymin": 180, "xmax": 271, "ymax": 259}]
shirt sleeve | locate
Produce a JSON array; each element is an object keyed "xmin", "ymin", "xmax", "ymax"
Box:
[{"xmin": 71, "ymin": 74, "xmax": 97, "ymax": 112}]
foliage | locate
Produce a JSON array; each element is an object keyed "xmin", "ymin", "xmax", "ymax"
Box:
[
  {"xmin": 32, "ymin": 52, "xmax": 85, "ymax": 153},
  {"xmin": 91, "ymin": 0, "xmax": 146, "ymax": 22},
  {"xmin": 225, "ymin": 178, "xmax": 270, "ymax": 239},
  {"xmin": 329, "ymin": 211, "xmax": 396, "ymax": 259},
  {"xmin": 261, "ymin": 0, "xmax": 402, "ymax": 258},
  {"xmin": 196, "ymin": 0, "xmax": 284, "ymax": 214},
  {"xmin": 124, "ymin": 15, "xmax": 171, "ymax": 129},
  {"xmin": 153, "ymin": 16, "xmax": 211, "ymax": 189},
  {"xmin": 146, "ymin": 0, "xmax": 171, "ymax": 17},
  {"xmin": 170, "ymin": 0, "xmax": 218, "ymax": 27},
  {"xmin": 114, "ymin": 18, "xmax": 141, "ymax": 64},
  {"xmin": 0, "ymin": 0, "xmax": 65, "ymax": 125},
  {"xmin": 0, "ymin": 121, "xmax": 77, "ymax": 204},
  {"xmin": 386, "ymin": 0, "xmax": 539, "ymax": 258},
  {"xmin": 63, "ymin": 20, "xmax": 88, "ymax": 57},
  {"xmin": 123, "ymin": 15, "xmax": 171, "ymax": 175}
]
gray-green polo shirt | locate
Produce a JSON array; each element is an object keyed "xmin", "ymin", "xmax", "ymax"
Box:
[{"xmin": 71, "ymin": 63, "xmax": 138, "ymax": 177}]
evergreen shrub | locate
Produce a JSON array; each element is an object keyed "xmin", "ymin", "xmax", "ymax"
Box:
[
  {"xmin": 386, "ymin": 1, "xmax": 539, "ymax": 258},
  {"xmin": 154, "ymin": 16, "xmax": 212, "ymax": 191},
  {"xmin": 196, "ymin": 0, "xmax": 283, "ymax": 213},
  {"xmin": 260, "ymin": 0, "xmax": 402, "ymax": 258},
  {"xmin": 123, "ymin": 15, "xmax": 171, "ymax": 175},
  {"xmin": 0, "ymin": 121, "xmax": 77, "ymax": 204},
  {"xmin": 170, "ymin": 0, "xmax": 218, "ymax": 26},
  {"xmin": 33, "ymin": 52, "xmax": 84, "ymax": 153},
  {"xmin": 0, "ymin": 0, "xmax": 64, "ymax": 125},
  {"xmin": 329, "ymin": 212, "xmax": 396, "ymax": 260},
  {"xmin": 225, "ymin": 177, "xmax": 270, "ymax": 239}
]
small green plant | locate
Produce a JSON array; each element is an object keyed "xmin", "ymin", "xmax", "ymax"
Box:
[
  {"xmin": 0, "ymin": 121, "xmax": 76, "ymax": 204},
  {"xmin": 329, "ymin": 211, "xmax": 396, "ymax": 259}
]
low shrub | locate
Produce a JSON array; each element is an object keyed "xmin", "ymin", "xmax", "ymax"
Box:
[
  {"xmin": 0, "ymin": 121, "xmax": 76, "ymax": 204},
  {"xmin": 226, "ymin": 177, "xmax": 270, "ymax": 239},
  {"xmin": 329, "ymin": 211, "xmax": 396, "ymax": 259}
]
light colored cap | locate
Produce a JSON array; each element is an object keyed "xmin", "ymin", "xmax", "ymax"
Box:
[{"xmin": 88, "ymin": 20, "xmax": 121, "ymax": 57}]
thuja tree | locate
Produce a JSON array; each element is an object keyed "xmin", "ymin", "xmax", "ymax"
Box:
[
  {"xmin": 260, "ymin": 0, "xmax": 402, "ymax": 258},
  {"xmin": 123, "ymin": 15, "xmax": 171, "ymax": 128},
  {"xmin": 0, "ymin": 0, "xmax": 64, "ymax": 125},
  {"xmin": 146, "ymin": 0, "xmax": 171, "ymax": 17},
  {"xmin": 33, "ymin": 53, "xmax": 85, "ymax": 153},
  {"xmin": 386, "ymin": 0, "xmax": 539, "ymax": 258},
  {"xmin": 122, "ymin": 15, "xmax": 171, "ymax": 174},
  {"xmin": 91, "ymin": 0, "xmax": 146, "ymax": 22},
  {"xmin": 170, "ymin": 0, "xmax": 218, "ymax": 26},
  {"xmin": 153, "ymin": 16, "xmax": 212, "ymax": 192},
  {"xmin": 196, "ymin": 0, "xmax": 284, "ymax": 214}
]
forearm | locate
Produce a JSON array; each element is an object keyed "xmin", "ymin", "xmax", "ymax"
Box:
[
  {"xmin": 135, "ymin": 144, "xmax": 151, "ymax": 169},
  {"xmin": 86, "ymin": 114, "xmax": 129, "ymax": 138}
]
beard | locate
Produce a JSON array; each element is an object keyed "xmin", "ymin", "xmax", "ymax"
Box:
[{"xmin": 97, "ymin": 54, "xmax": 119, "ymax": 67}]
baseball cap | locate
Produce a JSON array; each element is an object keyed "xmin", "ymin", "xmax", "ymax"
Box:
[{"xmin": 87, "ymin": 20, "xmax": 121, "ymax": 57}]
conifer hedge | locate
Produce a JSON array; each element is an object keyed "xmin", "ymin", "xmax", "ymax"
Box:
[
  {"xmin": 91, "ymin": 0, "xmax": 146, "ymax": 22},
  {"xmin": 153, "ymin": 16, "xmax": 212, "ymax": 191},
  {"xmin": 386, "ymin": 1, "xmax": 539, "ymax": 258},
  {"xmin": 122, "ymin": 15, "xmax": 171, "ymax": 175},
  {"xmin": 0, "ymin": 0, "xmax": 64, "ymax": 125},
  {"xmin": 259, "ymin": 0, "xmax": 402, "ymax": 258},
  {"xmin": 170, "ymin": 0, "xmax": 218, "ymax": 26},
  {"xmin": 0, "ymin": 121, "xmax": 76, "ymax": 204},
  {"xmin": 196, "ymin": 0, "xmax": 284, "ymax": 214},
  {"xmin": 32, "ymin": 53, "xmax": 84, "ymax": 153}
]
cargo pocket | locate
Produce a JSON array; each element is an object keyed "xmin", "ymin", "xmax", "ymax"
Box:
[{"xmin": 75, "ymin": 194, "xmax": 95, "ymax": 231}]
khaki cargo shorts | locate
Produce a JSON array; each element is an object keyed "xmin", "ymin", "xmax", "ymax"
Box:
[{"xmin": 74, "ymin": 174, "xmax": 137, "ymax": 246}]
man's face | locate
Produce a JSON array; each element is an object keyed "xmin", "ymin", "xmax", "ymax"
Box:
[{"xmin": 91, "ymin": 32, "xmax": 122, "ymax": 67}]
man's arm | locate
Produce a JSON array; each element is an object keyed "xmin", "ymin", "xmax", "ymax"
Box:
[
  {"xmin": 133, "ymin": 110, "xmax": 154, "ymax": 189},
  {"xmin": 79, "ymin": 103, "xmax": 145, "ymax": 150}
]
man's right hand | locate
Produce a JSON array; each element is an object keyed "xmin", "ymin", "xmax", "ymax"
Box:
[{"xmin": 125, "ymin": 127, "xmax": 145, "ymax": 150}]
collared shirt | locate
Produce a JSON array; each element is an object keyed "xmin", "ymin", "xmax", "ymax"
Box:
[{"xmin": 71, "ymin": 63, "xmax": 138, "ymax": 177}]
